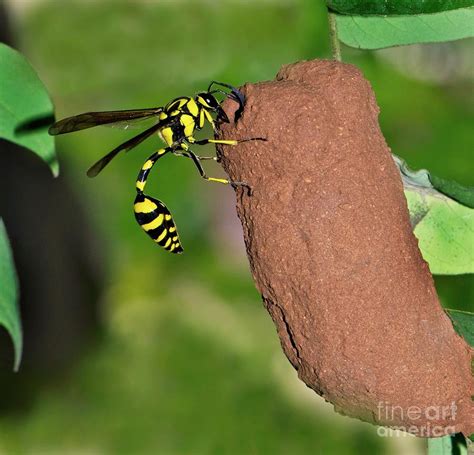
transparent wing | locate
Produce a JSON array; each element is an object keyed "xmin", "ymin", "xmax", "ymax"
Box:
[{"xmin": 104, "ymin": 116, "xmax": 161, "ymax": 131}]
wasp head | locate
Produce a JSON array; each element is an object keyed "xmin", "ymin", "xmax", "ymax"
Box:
[{"xmin": 196, "ymin": 92, "xmax": 229, "ymax": 123}]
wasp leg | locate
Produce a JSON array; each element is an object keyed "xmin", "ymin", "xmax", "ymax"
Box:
[
  {"xmin": 173, "ymin": 151, "xmax": 216, "ymax": 161},
  {"xmin": 181, "ymin": 149, "xmax": 252, "ymax": 196},
  {"xmin": 194, "ymin": 156, "xmax": 216, "ymax": 160},
  {"xmin": 187, "ymin": 137, "xmax": 266, "ymax": 147},
  {"xmin": 208, "ymin": 80, "xmax": 240, "ymax": 94}
]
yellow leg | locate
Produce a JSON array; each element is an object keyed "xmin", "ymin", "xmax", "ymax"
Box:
[
  {"xmin": 187, "ymin": 137, "xmax": 266, "ymax": 147},
  {"xmin": 182, "ymin": 149, "xmax": 252, "ymax": 194},
  {"xmin": 207, "ymin": 177, "xmax": 231, "ymax": 185},
  {"xmin": 174, "ymin": 150, "xmax": 216, "ymax": 161}
]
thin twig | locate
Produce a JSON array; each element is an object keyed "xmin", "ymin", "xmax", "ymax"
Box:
[{"xmin": 327, "ymin": 11, "xmax": 342, "ymax": 62}]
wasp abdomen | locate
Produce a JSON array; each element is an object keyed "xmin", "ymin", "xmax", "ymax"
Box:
[{"xmin": 134, "ymin": 193, "xmax": 183, "ymax": 254}]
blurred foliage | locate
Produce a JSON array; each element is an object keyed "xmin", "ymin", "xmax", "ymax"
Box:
[
  {"xmin": 0, "ymin": 219, "xmax": 21, "ymax": 372},
  {"xmin": 427, "ymin": 433, "xmax": 468, "ymax": 455},
  {"xmin": 0, "ymin": 278, "xmax": 383, "ymax": 454},
  {"xmin": 327, "ymin": 0, "xmax": 474, "ymax": 15},
  {"xmin": 0, "ymin": 0, "xmax": 472, "ymax": 453},
  {"xmin": 447, "ymin": 309, "xmax": 474, "ymax": 346},
  {"xmin": 335, "ymin": 8, "xmax": 474, "ymax": 49},
  {"xmin": 0, "ymin": 42, "xmax": 57, "ymax": 175}
]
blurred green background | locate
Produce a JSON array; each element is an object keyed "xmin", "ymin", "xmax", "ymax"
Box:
[{"xmin": 0, "ymin": 0, "xmax": 472, "ymax": 454}]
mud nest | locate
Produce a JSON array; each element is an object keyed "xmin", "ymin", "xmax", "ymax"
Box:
[{"xmin": 216, "ymin": 60, "xmax": 473, "ymax": 437}]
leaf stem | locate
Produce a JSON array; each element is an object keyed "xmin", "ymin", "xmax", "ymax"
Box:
[{"xmin": 327, "ymin": 11, "xmax": 342, "ymax": 62}]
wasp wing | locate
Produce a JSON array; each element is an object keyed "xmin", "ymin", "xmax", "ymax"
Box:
[
  {"xmin": 49, "ymin": 108, "xmax": 163, "ymax": 135},
  {"xmin": 104, "ymin": 116, "xmax": 162, "ymax": 131},
  {"xmin": 87, "ymin": 121, "xmax": 165, "ymax": 177}
]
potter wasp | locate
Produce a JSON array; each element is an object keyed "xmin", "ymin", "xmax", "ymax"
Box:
[{"xmin": 49, "ymin": 82, "xmax": 262, "ymax": 254}]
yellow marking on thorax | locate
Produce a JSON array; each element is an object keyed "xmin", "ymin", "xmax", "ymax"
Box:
[
  {"xmin": 142, "ymin": 214, "xmax": 164, "ymax": 231},
  {"xmin": 165, "ymin": 214, "xmax": 172, "ymax": 221},
  {"xmin": 180, "ymin": 114, "xmax": 196, "ymax": 138},
  {"xmin": 199, "ymin": 110, "xmax": 206, "ymax": 128},
  {"xmin": 169, "ymin": 226, "xmax": 176, "ymax": 233},
  {"xmin": 164, "ymin": 238, "xmax": 172, "ymax": 248},
  {"xmin": 167, "ymin": 98, "xmax": 187, "ymax": 111},
  {"xmin": 160, "ymin": 127, "xmax": 174, "ymax": 146},
  {"xmin": 159, "ymin": 112, "xmax": 168, "ymax": 120},
  {"xmin": 156, "ymin": 229, "xmax": 167, "ymax": 243},
  {"xmin": 186, "ymin": 98, "xmax": 199, "ymax": 117},
  {"xmin": 134, "ymin": 199, "xmax": 157, "ymax": 213},
  {"xmin": 170, "ymin": 244, "xmax": 176, "ymax": 252}
]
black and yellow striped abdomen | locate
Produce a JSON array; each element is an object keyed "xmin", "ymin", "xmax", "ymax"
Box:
[{"xmin": 134, "ymin": 193, "xmax": 183, "ymax": 253}]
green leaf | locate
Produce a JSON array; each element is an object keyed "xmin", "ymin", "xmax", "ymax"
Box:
[
  {"xmin": 429, "ymin": 175, "xmax": 474, "ymax": 209},
  {"xmin": 0, "ymin": 220, "xmax": 23, "ymax": 372},
  {"xmin": 327, "ymin": 0, "xmax": 474, "ymax": 16},
  {"xmin": 427, "ymin": 433, "xmax": 467, "ymax": 455},
  {"xmin": 0, "ymin": 43, "xmax": 58, "ymax": 176},
  {"xmin": 395, "ymin": 156, "xmax": 474, "ymax": 210},
  {"xmin": 446, "ymin": 310, "xmax": 474, "ymax": 347},
  {"xmin": 395, "ymin": 155, "xmax": 474, "ymax": 275},
  {"xmin": 335, "ymin": 8, "xmax": 474, "ymax": 50}
]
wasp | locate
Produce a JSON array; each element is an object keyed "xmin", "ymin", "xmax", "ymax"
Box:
[{"xmin": 49, "ymin": 81, "xmax": 262, "ymax": 254}]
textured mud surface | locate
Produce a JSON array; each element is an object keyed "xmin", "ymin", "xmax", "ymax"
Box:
[{"xmin": 217, "ymin": 60, "xmax": 473, "ymax": 436}]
